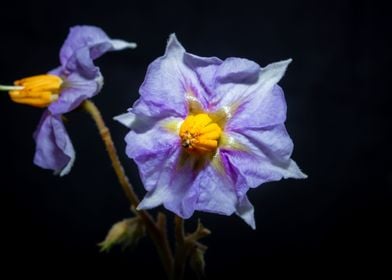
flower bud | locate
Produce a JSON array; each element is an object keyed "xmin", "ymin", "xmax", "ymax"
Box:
[{"xmin": 99, "ymin": 217, "xmax": 145, "ymax": 252}]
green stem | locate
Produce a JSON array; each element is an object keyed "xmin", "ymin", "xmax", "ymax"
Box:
[{"xmin": 82, "ymin": 99, "xmax": 174, "ymax": 278}]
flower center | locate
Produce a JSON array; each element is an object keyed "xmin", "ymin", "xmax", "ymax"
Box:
[
  {"xmin": 179, "ymin": 113, "xmax": 222, "ymax": 154},
  {"xmin": 8, "ymin": 74, "xmax": 63, "ymax": 108}
]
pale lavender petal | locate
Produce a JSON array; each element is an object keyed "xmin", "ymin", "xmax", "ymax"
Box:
[
  {"xmin": 118, "ymin": 35, "xmax": 306, "ymax": 229},
  {"xmin": 212, "ymin": 59, "xmax": 292, "ymax": 111},
  {"xmin": 134, "ymin": 34, "xmax": 208, "ymax": 119},
  {"xmin": 48, "ymin": 66, "xmax": 62, "ymax": 76},
  {"xmin": 183, "ymin": 52, "xmax": 222, "ymax": 101},
  {"xmin": 182, "ymin": 56, "xmax": 260, "ymax": 109},
  {"xmin": 124, "ymin": 116, "xmax": 181, "ymax": 191},
  {"xmin": 222, "ymin": 124, "xmax": 307, "ymax": 198},
  {"xmin": 236, "ymin": 195, "xmax": 255, "ymax": 229},
  {"xmin": 136, "ymin": 146, "xmax": 199, "ymax": 218},
  {"xmin": 48, "ymin": 71, "xmax": 103, "ymax": 115},
  {"xmin": 33, "ymin": 111, "xmax": 75, "ymax": 176},
  {"xmin": 195, "ymin": 163, "xmax": 237, "ymax": 216},
  {"xmin": 214, "ymin": 57, "xmax": 260, "ymax": 85},
  {"xmin": 113, "ymin": 111, "xmax": 135, "ymax": 128},
  {"xmin": 60, "ymin": 25, "xmax": 135, "ymax": 78},
  {"xmin": 227, "ymin": 84, "xmax": 287, "ymax": 130}
]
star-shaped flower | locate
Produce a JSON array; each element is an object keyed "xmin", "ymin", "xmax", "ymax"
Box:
[{"xmin": 116, "ymin": 34, "xmax": 306, "ymax": 228}]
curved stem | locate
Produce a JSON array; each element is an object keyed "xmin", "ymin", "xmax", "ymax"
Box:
[
  {"xmin": 82, "ymin": 100, "xmax": 174, "ymax": 278},
  {"xmin": 82, "ymin": 99, "xmax": 139, "ymax": 206}
]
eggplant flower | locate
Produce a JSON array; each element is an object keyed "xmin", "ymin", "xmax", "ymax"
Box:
[
  {"xmin": 115, "ymin": 34, "xmax": 306, "ymax": 228},
  {"xmin": 1, "ymin": 25, "xmax": 136, "ymax": 175}
]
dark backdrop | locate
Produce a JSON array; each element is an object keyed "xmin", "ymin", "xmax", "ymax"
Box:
[{"xmin": 0, "ymin": 0, "xmax": 390, "ymax": 278}]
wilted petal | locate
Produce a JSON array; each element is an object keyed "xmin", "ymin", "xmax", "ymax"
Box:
[
  {"xmin": 60, "ymin": 25, "xmax": 136, "ymax": 78},
  {"xmin": 33, "ymin": 111, "xmax": 75, "ymax": 176},
  {"xmin": 48, "ymin": 71, "xmax": 102, "ymax": 115}
]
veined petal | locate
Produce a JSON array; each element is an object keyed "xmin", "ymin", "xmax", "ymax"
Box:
[
  {"xmin": 183, "ymin": 52, "xmax": 222, "ymax": 100},
  {"xmin": 227, "ymin": 84, "xmax": 287, "ymax": 130},
  {"xmin": 212, "ymin": 60, "xmax": 291, "ymax": 130},
  {"xmin": 195, "ymin": 162, "xmax": 237, "ymax": 216},
  {"xmin": 213, "ymin": 59, "xmax": 291, "ymax": 109},
  {"xmin": 137, "ymin": 147, "xmax": 199, "ymax": 218},
  {"xmin": 181, "ymin": 56, "xmax": 261, "ymax": 109},
  {"xmin": 124, "ymin": 115, "xmax": 182, "ymax": 190},
  {"xmin": 48, "ymin": 71, "xmax": 102, "ymax": 115},
  {"xmin": 134, "ymin": 34, "xmax": 208, "ymax": 119},
  {"xmin": 222, "ymin": 125, "xmax": 307, "ymax": 196},
  {"xmin": 60, "ymin": 25, "xmax": 136, "ymax": 77},
  {"xmin": 117, "ymin": 35, "xmax": 306, "ymax": 229},
  {"xmin": 33, "ymin": 111, "xmax": 75, "ymax": 176}
]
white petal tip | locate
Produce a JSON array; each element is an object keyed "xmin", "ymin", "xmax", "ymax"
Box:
[
  {"xmin": 113, "ymin": 112, "xmax": 135, "ymax": 128},
  {"xmin": 236, "ymin": 196, "xmax": 256, "ymax": 230},
  {"xmin": 111, "ymin": 40, "xmax": 137, "ymax": 50},
  {"xmin": 57, "ymin": 159, "xmax": 74, "ymax": 177},
  {"xmin": 168, "ymin": 33, "xmax": 178, "ymax": 41},
  {"xmin": 166, "ymin": 33, "xmax": 184, "ymax": 54}
]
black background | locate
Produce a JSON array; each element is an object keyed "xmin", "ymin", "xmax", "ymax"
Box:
[{"xmin": 0, "ymin": 0, "xmax": 390, "ymax": 278}]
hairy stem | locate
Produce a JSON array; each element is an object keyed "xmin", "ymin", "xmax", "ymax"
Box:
[{"xmin": 82, "ymin": 100, "xmax": 174, "ymax": 278}]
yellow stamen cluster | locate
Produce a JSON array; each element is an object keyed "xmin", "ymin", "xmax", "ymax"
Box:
[
  {"xmin": 179, "ymin": 113, "xmax": 222, "ymax": 154},
  {"xmin": 9, "ymin": 74, "xmax": 63, "ymax": 108}
]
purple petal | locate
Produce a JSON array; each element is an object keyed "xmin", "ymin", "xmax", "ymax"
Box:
[
  {"xmin": 183, "ymin": 52, "xmax": 222, "ymax": 101},
  {"xmin": 182, "ymin": 56, "xmax": 261, "ymax": 109},
  {"xmin": 48, "ymin": 71, "xmax": 103, "ymax": 115},
  {"xmin": 212, "ymin": 59, "xmax": 291, "ymax": 111},
  {"xmin": 222, "ymin": 124, "xmax": 307, "ymax": 197},
  {"xmin": 124, "ymin": 115, "xmax": 182, "ymax": 191},
  {"xmin": 136, "ymin": 147, "xmax": 199, "ymax": 218},
  {"xmin": 33, "ymin": 111, "xmax": 75, "ymax": 176},
  {"xmin": 60, "ymin": 25, "xmax": 136, "ymax": 78},
  {"xmin": 194, "ymin": 163, "xmax": 237, "ymax": 216},
  {"xmin": 227, "ymin": 84, "xmax": 287, "ymax": 131},
  {"xmin": 134, "ymin": 34, "xmax": 208, "ymax": 119}
]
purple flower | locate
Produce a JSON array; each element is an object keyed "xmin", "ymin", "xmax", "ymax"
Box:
[
  {"xmin": 7, "ymin": 26, "xmax": 136, "ymax": 176},
  {"xmin": 115, "ymin": 34, "xmax": 306, "ymax": 229}
]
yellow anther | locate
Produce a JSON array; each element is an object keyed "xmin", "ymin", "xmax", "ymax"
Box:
[
  {"xmin": 8, "ymin": 74, "xmax": 63, "ymax": 108},
  {"xmin": 179, "ymin": 113, "xmax": 222, "ymax": 154}
]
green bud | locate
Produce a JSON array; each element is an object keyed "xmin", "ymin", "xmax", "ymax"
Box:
[{"xmin": 99, "ymin": 217, "xmax": 145, "ymax": 252}]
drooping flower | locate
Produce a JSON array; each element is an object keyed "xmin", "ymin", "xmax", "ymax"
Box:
[
  {"xmin": 1, "ymin": 25, "xmax": 136, "ymax": 176},
  {"xmin": 115, "ymin": 34, "xmax": 306, "ymax": 229}
]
